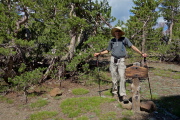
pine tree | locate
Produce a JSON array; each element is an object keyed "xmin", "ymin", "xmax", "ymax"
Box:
[
  {"xmin": 159, "ymin": 0, "xmax": 180, "ymax": 62},
  {"xmin": 159, "ymin": 0, "xmax": 180, "ymax": 44},
  {"xmin": 125, "ymin": 0, "xmax": 161, "ymax": 55},
  {"xmin": 0, "ymin": 0, "xmax": 115, "ymax": 91}
]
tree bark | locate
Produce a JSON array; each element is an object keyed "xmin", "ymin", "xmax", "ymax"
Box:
[
  {"xmin": 69, "ymin": 32, "xmax": 77, "ymax": 59},
  {"xmin": 131, "ymin": 78, "xmax": 141, "ymax": 112},
  {"xmin": 15, "ymin": 7, "xmax": 29, "ymax": 32},
  {"xmin": 141, "ymin": 16, "xmax": 150, "ymax": 53},
  {"xmin": 168, "ymin": 21, "xmax": 174, "ymax": 44}
]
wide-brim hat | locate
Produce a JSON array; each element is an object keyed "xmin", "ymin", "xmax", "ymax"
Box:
[{"xmin": 111, "ymin": 26, "xmax": 125, "ymax": 37}]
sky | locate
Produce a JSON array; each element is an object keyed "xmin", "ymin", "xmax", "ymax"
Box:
[
  {"xmin": 107, "ymin": 0, "xmax": 134, "ymax": 26},
  {"xmin": 18, "ymin": 0, "xmax": 166, "ymax": 29},
  {"xmin": 105, "ymin": 0, "xmax": 166, "ymax": 28}
]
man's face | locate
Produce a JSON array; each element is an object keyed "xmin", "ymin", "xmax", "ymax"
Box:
[{"xmin": 115, "ymin": 30, "xmax": 122, "ymax": 38}]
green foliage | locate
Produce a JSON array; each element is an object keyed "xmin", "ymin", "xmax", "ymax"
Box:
[
  {"xmin": 159, "ymin": 0, "xmax": 180, "ymax": 55},
  {"xmin": 1, "ymin": 0, "xmax": 178, "ymax": 98},
  {"xmin": 15, "ymin": 39, "xmax": 35, "ymax": 47},
  {"xmin": 0, "ymin": 0, "xmax": 115, "ymax": 90},
  {"xmin": 8, "ymin": 68, "xmax": 45, "ymax": 91},
  {"xmin": 27, "ymin": 111, "xmax": 58, "ymax": 120},
  {"xmin": 126, "ymin": 0, "xmax": 161, "ymax": 52},
  {"xmin": 18, "ymin": 63, "xmax": 26, "ymax": 73},
  {"xmin": 159, "ymin": 0, "xmax": 180, "ymax": 23},
  {"xmin": 0, "ymin": 47, "xmax": 16, "ymax": 56},
  {"xmin": 72, "ymin": 88, "xmax": 89, "ymax": 95},
  {"xmin": 60, "ymin": 96, "xmax": 115, "ymax": 118},
  {"xmin": 66, "ymin": 34, "xmax": 110, "ymax": 72},
  {"xmin": 0, "ymin": 85, "xmax": 9, "ymax": 93}
]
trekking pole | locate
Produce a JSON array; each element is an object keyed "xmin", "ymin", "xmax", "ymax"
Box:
[
  {"xmin": 144, "ymin": 57, "xmax": 153, "ymax": 100},
  {"xmin": 96, "ymin": 55, "xmax": 101, "ymax": 97},
  {"xmin": 147, "ymin": 77, "xmax": 152, "ymax": 100}
]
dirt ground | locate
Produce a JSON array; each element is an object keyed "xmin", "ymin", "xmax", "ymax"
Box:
[{"xmin": 0, "ymin": 62, "xmax": 180, "ymax": 120}]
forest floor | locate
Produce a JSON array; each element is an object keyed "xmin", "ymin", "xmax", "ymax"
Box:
[{"xmin": 0, "ymin": 60, "xmax": 180, "ymax": 120}]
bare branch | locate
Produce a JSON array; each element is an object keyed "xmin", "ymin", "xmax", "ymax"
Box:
[{"xmin": 15, "ymin": 7, "xmax": 29, "ymax": 32}]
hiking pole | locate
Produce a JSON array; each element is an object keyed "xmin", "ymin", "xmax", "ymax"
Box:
[
  {"xmin": 147, "ymin": 77, "xmax": 152, "ymax": 100},
  {"xmin": 144, "ymin": 57, "xmax": 153, "ymax": 100},
  {"xmin": 96, "ymin": 55, "xmax": 101, "ymax": 97}
]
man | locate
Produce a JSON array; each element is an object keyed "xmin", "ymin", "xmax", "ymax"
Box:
[{"xmin": 94, "ymin": 26, "xmax": 147, "ymax": 102}]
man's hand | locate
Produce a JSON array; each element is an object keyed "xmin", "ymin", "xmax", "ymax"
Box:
[
  {"xmin": 94, "ymin": 53, "xmax": 100, "ymax": 57},
  {"xmin": 94, "ymin": 50, "xmax": 108, "ymax": 57},
  {"xmin": 142, "ymin": 53, "xmax": 148, "ymax": 57}
]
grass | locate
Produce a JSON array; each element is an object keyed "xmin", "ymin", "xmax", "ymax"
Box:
[
  {"xmin": 141, "ymin": 90, "xmax": 160, "ymax": 100},
  {"xmin": 60, "ymin": 96, "xmax": 115, "ymax": 118},
  {"xmin": 120, "ymin": 117, "xmax": 131, "ymax": 120},
  {"xmin": 76, "ymin": 116, "xmax": 89, "ymax": 120},
  {"xmin": 152, "ymin": 68, "xmax": 180, "ymax": 79},
  {"xmin": 0, "ymin": 95, "xmax": 14, "ymax": 104},
  {"xmin": 104, "ymin": 89, "xmax": 113, "ymax": 96},
  {"xmin": 30, "ymin": 98, "xmax": 48, "ymax": 109},
  {"xmin": 72, "ymin": 88, "xmax": 89, "ymax": 95},
  {"xmin": 54, "ymin": 96, "xmax": 61, "ymax": 100},
  {"xmin": 27, "ymin": 92, "xmax": 37, "ymax": 97},
  {"xmin": 27, "ymin": 111, "xmax": 58, "ymax": 120},
  {"xmin": 122, "ymin": 110, "xmax": 134, "ymax": 116},
  {"xmin": 118, "ymin": 103, "xmax": 123, "ymax": 108},
  {"xmin": 99, "ymin": 111, "xmax": 117, "ymax": 120}
]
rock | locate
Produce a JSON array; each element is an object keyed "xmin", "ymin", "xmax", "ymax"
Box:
[
  {"xmin": 133, "ymin": 62, "xmax": 141, "ymax": 66},
  {"xmin": 49, "ymin": 88, "xmax": 62, "ymax": 97},
  {"xmin": 140, "ymin": 101, "xmax": 157, "ymax": 113},
  {"xmin": 120, "ymin": 101, "xmax": 132, "ymax": 110}
]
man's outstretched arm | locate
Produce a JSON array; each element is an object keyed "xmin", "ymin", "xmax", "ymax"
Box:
[
  {"xmin": 131, "ymin": 45, "xmax": 147, "ymax": 57},
  {"xmin": 94, "ymin": 50, "xmax": 109, "ymax": 57}
]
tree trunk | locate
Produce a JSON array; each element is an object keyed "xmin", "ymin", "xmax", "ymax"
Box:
[
  {"xmin": 141, "ymin": 27, "xmax": 146, "ymax": 65},
  {"xmin": 131, "ymin": 78, "xmax": 141, "ymax": 112},
  {"xmin": 15, "ymin": 7, "xmax": 29, "ymax": 33},
  {"xmin": 23, "ymin": 86, "xmax": 28, "ymax": 104},
  {"xmin": 40, "ymin": 57, "xmax": 56, "ymax": 83},
  {"xmin": 168, "ymin": 21, "xmax": 174, "ymax": 44},
  {"xmin": 69, "ymin": 32, "xmax": 77, "ymax": 59},
  {"xmin": 141, "ymin": 29, "xmax": 146, "ymax": 53}
]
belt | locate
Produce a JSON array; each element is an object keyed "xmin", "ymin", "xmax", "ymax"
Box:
[{"xmin": 112, "ymin": 56, "xmax": 124, "ymax": 59}]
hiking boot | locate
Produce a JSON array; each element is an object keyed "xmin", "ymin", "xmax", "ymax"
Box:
[
  {"xmin": 112, "ymin": 89, "xmax": 118, "ymax": 95},
  {"xmin": 122, "ymin": 95, "xmax": 129, "ymax": 102},
  {"xmin": 119, "ymin": 95, "xmax": 129, "ymax": 102}
]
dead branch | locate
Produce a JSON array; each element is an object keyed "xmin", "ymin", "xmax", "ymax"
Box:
[{"xmin": 15, "ymin": 7, "xmax": 29, "ymax": 32}]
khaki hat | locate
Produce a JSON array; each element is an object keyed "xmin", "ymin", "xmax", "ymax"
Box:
[{"xmin": 111, "ymin": 26, "xmax": 125, "ymax": 37}]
